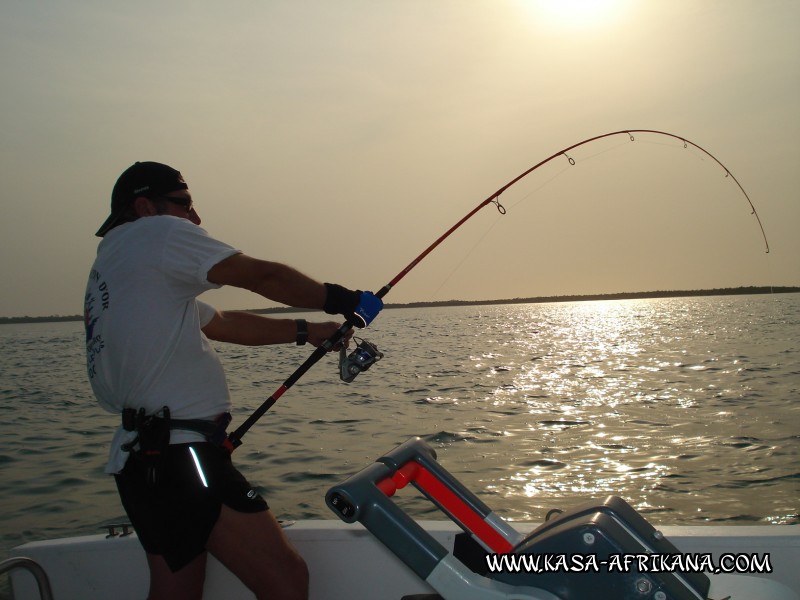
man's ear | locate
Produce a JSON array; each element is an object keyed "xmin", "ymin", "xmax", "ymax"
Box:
[{"xmin": 133, "ymin": 197, "xmax": 157, "ymax": 217}]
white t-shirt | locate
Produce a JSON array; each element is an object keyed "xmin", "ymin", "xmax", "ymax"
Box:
[{"xmin": 84, "ymin": 215, "xmax": 241, "ymax": 473}]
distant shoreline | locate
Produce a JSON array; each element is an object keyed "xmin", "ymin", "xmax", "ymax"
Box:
[{"xmin": 3, "ymin": 286, "xmax": 798, "ymax": 325}]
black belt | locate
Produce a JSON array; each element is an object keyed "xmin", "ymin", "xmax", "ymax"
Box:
[{"xmin": 121, "ymin": 407, "xmax": 232, "ymax": 447}]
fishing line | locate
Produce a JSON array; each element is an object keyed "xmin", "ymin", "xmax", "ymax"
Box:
[
  {"xmin": 226, "ymin": 129, "xmax": 770, "ymax": 450},
  {"xmin": 502, "ymin": 138, "xmax": 633, "ymax": 214},
  {"xmin": 431, "ymin": 134, "xmax": 751, "ymax": 300},
  {"xmin": 430, "ymin": 212, "xmax": 505, "ymax": 300},
  {"xmin": 483, "ymin": 130, "xmax": 769, "ymax": 254},
  {"xmin": 555, "ymin": 138, "xmax": 632, "ymax": 172},
  {"xmin": 430, "ymin": 158, "xmax": 576, "ymax": 299},
  {"xmin": 506, "ymin": 162, "xmax": 573, "ymax": 211}
]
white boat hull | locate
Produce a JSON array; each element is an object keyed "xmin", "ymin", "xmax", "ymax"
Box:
[{"xmin": 9, "ymin": 521, "xmax": 800, "ymax": 600}]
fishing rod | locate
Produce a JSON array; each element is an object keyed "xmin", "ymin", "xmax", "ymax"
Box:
[{"xmin": 225, "ymin": 129, "xmax": 769, "ymax": 450}]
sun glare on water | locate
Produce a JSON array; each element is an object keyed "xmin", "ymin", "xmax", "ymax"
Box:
[{"xmin": 522, "ymin": 0, "xmax": 629, "ymax": 29}]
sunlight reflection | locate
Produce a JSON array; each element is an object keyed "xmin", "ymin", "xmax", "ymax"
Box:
[
  {"xmin": 454, "ymin": 298, "xmax": 783, "ymax": 521},
  {"xmin": 504, "ymin": 455, "xmax": 671, "ymax": 499}
]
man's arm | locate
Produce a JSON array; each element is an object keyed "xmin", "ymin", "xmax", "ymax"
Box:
[
  {"xmin": 207, "ymin": 253, "xmax": 327, "ymax": 309},
  {"xmin": 202, "ymin": 309, "xmax": 344, "ymax": 347},
  {"xmin": 206, "ymin": 252, "xmax": 382, "ymax": 329}
]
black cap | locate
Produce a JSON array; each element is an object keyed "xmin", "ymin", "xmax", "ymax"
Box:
[{"xmin": 96, "ymin": 161, "xmax": 188, "ymax": 237}]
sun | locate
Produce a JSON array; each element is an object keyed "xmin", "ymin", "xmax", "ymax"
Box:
[{"xmin": 522, "ymin": 0, "xmax": 629, "ymax": 29}]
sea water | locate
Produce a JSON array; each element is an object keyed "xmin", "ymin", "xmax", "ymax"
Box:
[{"xmin": 1, "ymin": 294, "xmax": 798, "ymax": 581}]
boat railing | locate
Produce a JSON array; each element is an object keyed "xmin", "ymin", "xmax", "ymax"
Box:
[{"xmin": 0, "ymin": 556, "xmax": 54, "ymax": 600}]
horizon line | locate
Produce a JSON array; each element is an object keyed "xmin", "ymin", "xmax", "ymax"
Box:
[{"xmin": 2, "ymin": 285, "xmax": 798, "ymax": 324}]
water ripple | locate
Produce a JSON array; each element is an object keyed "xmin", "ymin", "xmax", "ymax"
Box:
[{"xmin": 1, "ymin": 295, "xmax": 798, "ymax": 564}]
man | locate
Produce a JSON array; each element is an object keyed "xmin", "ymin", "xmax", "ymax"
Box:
[{"xmin": 84, "ymin": 161, "xmax": 382, "ymax": 600}]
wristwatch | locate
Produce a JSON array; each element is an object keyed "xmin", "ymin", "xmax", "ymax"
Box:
[{"xmin": 295, "ymin": 319, "xmax": 308, "ymax": 345}]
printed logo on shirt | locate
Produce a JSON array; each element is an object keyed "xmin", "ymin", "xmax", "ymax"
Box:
[{"xmin": 85, "ymin": 269, "xmax": 109, "ymax": 380}]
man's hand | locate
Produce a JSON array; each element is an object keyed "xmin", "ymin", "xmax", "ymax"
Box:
[
  {"xmin": 323, "ymin": 284, "xmax": 383, "ymax": 328},
  {"xmin": 349, "ymin": 291, "xmax": 383, "ymax": 328},
  {"xmin": 309, "ymin": 321, "xmax": 352, "ymax": 349}
]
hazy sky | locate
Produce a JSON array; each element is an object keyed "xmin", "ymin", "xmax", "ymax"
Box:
[{"xmin": 1, "ymin": 0, "xmax": 798, "ymax": 317}]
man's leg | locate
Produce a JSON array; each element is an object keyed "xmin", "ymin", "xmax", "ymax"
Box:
[
  {"xmin": 145, "ymin": 552, "xmax": 207, "ymax": 600},
  {"xmin": 206, "ymin": 505, "xmax": 309, "ymax": 600}
]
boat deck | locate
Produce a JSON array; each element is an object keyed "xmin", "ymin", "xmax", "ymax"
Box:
[{"xmin": 8, "ymin": 521, "xmax": 799, "ymax": 599}]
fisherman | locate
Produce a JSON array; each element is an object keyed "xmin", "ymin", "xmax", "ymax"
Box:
[{"xmin": 84, "ymin": 161, "xmax": 382, "ymax": 600}]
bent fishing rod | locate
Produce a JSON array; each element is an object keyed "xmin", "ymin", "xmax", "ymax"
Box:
[{"xmin": 225, "ymin": 129, "xmax": 770, "ymax": 450}]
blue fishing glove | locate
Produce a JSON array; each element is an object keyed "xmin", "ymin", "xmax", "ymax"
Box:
[
  {"xmin": 324, "ymin": 284, "xmax": 383, "ymax": 328},
  {"xmin": 351, "ymin": 291, "xmax": 383, "ymax": 328}
]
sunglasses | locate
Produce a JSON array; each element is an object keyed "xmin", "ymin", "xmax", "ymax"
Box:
[{"xmin": 155, "ymin": 196, "xmax": 193, "ymax": 212}]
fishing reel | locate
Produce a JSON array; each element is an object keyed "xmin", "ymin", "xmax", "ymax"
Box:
[{"xmin": 339, "ymin": 338, "xmax": 383, "ymax": 383}]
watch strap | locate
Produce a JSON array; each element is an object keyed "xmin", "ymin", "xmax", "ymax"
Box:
[{"xmin": 295, "ymin": 319, "xmax": 309, "ymax": 345}]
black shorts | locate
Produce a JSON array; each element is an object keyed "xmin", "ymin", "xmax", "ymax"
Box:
[{"xmin": 115, "ymin": 442, "xmax": 269, "ymax": 572}]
